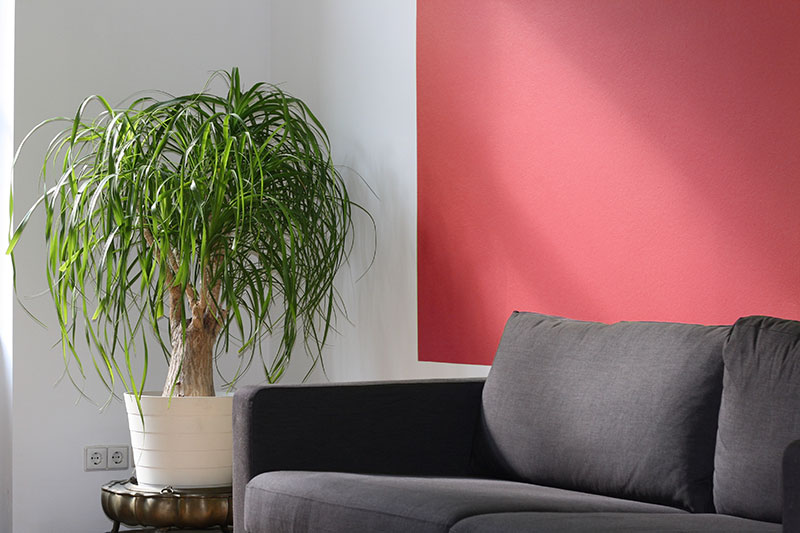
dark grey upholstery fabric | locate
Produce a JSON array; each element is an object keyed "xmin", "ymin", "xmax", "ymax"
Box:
[
  {"xmin": 449, "ymin": 512, "xmax": 781, "ymax": 533},
  {"xmin": 783, "ymin": 440, "xmax": 800, "ymax": 530},
  {"xmin": 243, "ymin": 472, "xmax": 684, "ymax": 533},
  {"xmin": 233, "ymin": 379, "xmax": 485, "ymax": 532},
  {"xmin": 479, "ymin": 312, "xmax": 728, "ymax": 512},
  {"xmin": 714, "ymin": 315, "xmax": 800, "ymax": 523}
]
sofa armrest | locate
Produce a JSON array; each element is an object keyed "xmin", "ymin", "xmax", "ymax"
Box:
[
  {"xmin": 232, "ymin": 378, "xmax": 485, "ymax": 531},
  {"xmin": 784, "ymin": 439, "xmax": 800, "ymax": 532}
]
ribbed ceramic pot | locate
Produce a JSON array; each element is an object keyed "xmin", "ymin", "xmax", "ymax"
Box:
[{"xmin": 124, "ymin": 392, "xmax": 233, "ymax": 488}]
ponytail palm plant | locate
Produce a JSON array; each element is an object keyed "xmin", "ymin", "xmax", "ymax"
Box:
[{"xmin": 9, "ymin": 68, "xmax": 359, "ymax": 399}]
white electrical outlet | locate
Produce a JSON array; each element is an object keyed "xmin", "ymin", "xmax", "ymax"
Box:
[
  {"xmin": 107, "ymin": 445, "xmax": 129, "ymax": 470},
  {"xmin": 84, "ymin": 446, "xmax": 107, "ymax": 471}
]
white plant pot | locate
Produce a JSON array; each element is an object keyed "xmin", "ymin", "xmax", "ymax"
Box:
[{"xmin": 124, "ymin": 392, "xmax": 233, "ymax": 489}]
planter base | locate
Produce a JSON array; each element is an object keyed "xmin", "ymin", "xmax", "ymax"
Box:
[{"xmin": 101, "ymin": 477, "xmax": 232, "ymax": 532}]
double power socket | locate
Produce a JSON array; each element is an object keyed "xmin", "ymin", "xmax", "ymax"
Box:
[{"xmin": 84, "ymin": 445, "xmax": 130, "ymax": 471}]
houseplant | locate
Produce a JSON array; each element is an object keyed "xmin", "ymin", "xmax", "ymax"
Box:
[{"xmin": 8, "ymin": 68, "xmax": 364, "ymax": 486}]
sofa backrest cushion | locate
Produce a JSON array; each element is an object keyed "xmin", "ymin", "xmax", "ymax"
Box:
[
  {"xmin": 479, "ymin": 311, "xmax": 728, "ymax": 513},
  {"xmin": 713, "ymin": 315, "xmax": 800, "ymax": 523}
]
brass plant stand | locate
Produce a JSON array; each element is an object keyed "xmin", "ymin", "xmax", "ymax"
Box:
[{"xmin": 101, "ymin": 478, "xmax": 232, "ymax": 532}]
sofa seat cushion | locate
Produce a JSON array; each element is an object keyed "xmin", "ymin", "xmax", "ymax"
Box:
[
  {"xmin": 449, "ymin": 512, "xmax": 781, "ymax": 532},
  {"xmin": 243, "ymin": 471, "xmax": 684, "ymax": 533},
  {"xmin": 479, "ymin": 312, "xmax": 728, "ymax": 512}
]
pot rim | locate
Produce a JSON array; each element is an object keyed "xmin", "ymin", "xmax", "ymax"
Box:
[{"xmin": 124, "ymin": 391, "xmax": 234, "ymax": 398}]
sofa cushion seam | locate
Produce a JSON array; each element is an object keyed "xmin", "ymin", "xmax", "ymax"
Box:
[{"xmin": 247, "ymin": 484, "xmax": 450, "ymax": 527}]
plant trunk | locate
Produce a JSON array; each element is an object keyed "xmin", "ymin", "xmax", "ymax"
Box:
[{"xmin": 163, "ymin": 289, "xmax": 219, "ymax": 397}]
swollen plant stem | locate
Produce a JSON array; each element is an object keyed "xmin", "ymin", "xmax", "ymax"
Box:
[{"xmin": 164, "ymin": 316, "xmax": 217, "ymax": 397}]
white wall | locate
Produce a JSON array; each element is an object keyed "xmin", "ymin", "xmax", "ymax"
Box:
[
  {"xmin": 269, "ymin": 0, "xmax": 489, "ymax": 382},
  {"xmin": 12, "ymin": 2, "xmax": 271, "ymax": 531},
  {"xmin": 0, "ymin": 0, "xmax": 14, "ymax": 531}
]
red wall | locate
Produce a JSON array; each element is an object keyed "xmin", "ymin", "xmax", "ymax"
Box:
[{"xmin": 417, "ymin": 0, "xmax": 800, "ymax": 365}]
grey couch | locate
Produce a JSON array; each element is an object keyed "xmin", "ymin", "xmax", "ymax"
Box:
[{"xmin": 233, "ymin": 312, "xmax": 800, "ymax": 532}]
